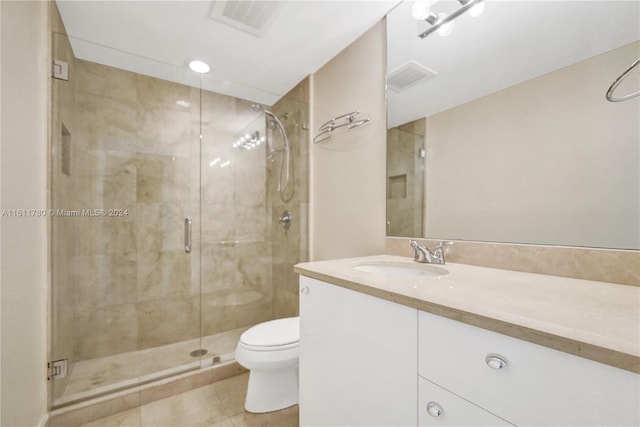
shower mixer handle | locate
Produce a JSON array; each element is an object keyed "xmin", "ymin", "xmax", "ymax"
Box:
[{"xmin": 279, "ymin": 211, "xmax": 292, "ymax": 230}]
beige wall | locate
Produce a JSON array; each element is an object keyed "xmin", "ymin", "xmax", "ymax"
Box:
[
  {"xmin": 425, "ymin": 42, "xmax": 640, "ymax": 249},
  {"xmin": 311, "ymin": 20, "xmax": 387, "ymax": 261},
  {"xmin": 0, "ymin": 1, "xmax": 49, "ymax": 426},
  {"xmin": 387, "ymin": 237, "xmax": 640, "ymax": 287}
]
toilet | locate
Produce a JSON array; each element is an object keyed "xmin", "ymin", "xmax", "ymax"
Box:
[{"xmin": 235, "ymin": 316, "xmax": 300, "ymax": 413}]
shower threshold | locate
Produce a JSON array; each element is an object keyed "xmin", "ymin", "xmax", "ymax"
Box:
[{"xmin": 53, "ymin": 326, "xmax": 249, "ymax": 407}]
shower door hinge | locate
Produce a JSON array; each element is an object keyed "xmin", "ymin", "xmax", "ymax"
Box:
[
  {"xmin": 48, "ymin": 359, "xmax": 68, "ymax": 380},
  {"xmin": 52, "ymin": 60, "xmax": 69, "ymax": 81}
]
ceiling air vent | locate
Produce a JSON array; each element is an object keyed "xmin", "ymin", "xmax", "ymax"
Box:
[
  {"xmin": 209, "ymin": 1, "xmax": 287, "ymax": 37},
  {"xmin": 388, "ymin": 61, "xmax": 437, "ymax": 92}
]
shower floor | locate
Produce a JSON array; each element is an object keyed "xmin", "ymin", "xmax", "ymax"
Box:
[{"xmin": 55, "ymin": 326, "xmax": 249, "ymax": 406}]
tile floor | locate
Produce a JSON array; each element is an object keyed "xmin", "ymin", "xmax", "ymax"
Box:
[{"xmin": 76, "ymin": 373, "xmax": 299, "ymax": 427}]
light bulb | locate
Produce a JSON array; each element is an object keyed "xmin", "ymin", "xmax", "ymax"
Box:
[
  {"xmin": 412, "ymin": 0, "xmax": 431, "ymax": 20},
  {"xmin": 436, "ymin": 13, "xmax": 454, "ymax": 36},
  {"xmin": 469, "ymin": 1, "xmax": 485, "ymax": 17},
  {"xmin": 188, "ymin": 60, "xmax": 210, "ymax": 74}
]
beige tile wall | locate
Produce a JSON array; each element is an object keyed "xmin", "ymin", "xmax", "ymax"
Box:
[
  {"xmin": 387, "ymin": 237, "xmax": 640, "ymax": 286},
  {"xmin": 386, "ymin": 118, "xmax": 425, "ymax": 237},
  {"xmin": 269, "ymin": 78, "xmax": 310, "ymax": 319},
  {"xmin": 52, "ymin": 51, "xmax": 278, "ymax": 363}
]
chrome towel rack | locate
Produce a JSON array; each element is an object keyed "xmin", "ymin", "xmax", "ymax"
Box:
[
  {"xmin": 313, "ymin": 111, "xmax": 370, "ymax": 144},
  {"xmin": 606, "ymin": 58, "xmax": 640, "ymax": 102}
]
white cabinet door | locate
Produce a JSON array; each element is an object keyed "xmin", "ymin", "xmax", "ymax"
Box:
[
  {"xmin": 419, "ymin": 376, "xmax": 514, "ymax": 426},
  {"xmin": 299, "ymin": 276, "xmax": 418, "ymax": 427}
]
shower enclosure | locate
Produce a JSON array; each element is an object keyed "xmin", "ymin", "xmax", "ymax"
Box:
[{"xmin": 49, "ymin": 30, "xmax": 308, "ymax": 407}]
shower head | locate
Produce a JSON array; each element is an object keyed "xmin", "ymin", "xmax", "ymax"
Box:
[{"xmin": 252, "ymin": 103, "xmax": 277, "ymax": 120}]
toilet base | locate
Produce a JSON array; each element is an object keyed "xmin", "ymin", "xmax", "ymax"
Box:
[{"xmin": 244, "ymin": 364, "xmax": 299, "ymax": 413}]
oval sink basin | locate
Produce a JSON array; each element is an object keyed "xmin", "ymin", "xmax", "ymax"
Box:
[{"xmin": 353, "ymin": 263, "xmax": 448, "ymax": 277}]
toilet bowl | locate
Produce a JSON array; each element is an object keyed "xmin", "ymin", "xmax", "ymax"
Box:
[{"xmin": 235, "ymin": 316, "xmax": 299, "ymax": 413}]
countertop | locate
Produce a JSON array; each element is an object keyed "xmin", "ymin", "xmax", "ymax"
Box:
[{"xmin": 294, "ymin": 255, "xmax": 640, "ymax": 373}]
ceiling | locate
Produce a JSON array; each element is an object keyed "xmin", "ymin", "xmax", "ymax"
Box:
[
  {"xmin": 56, "ymin": 0, "xmax": 400, "ymax": 106},
  {"xmin": 387, "ymin": 0, "xmax": 640, "ymax": 127},
  {"xmin": 54, "ymin": 1, "xmax": 640, "ymax": 124}
]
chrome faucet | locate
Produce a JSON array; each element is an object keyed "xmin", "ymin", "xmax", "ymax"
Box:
[{"xmin": 409, "ymin": 240, "xmax": 453, "ymax": 265}]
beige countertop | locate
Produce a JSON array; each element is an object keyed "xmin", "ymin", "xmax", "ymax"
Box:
[{"xmin": 294, "ymin": 255, "xmax": 640, "ymax": 374}]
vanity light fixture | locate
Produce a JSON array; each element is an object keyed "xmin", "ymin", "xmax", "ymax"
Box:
[
  {"xmin": 415, "ymin": 0, "xmax": 485, "ymax": 39},
  {"xmin": 411, "ymin": 0, "xmax": 437, "ymax": 20},
  {"xmin": 188, "ymin": 59, "xmax": 211, "ymax": 74}
]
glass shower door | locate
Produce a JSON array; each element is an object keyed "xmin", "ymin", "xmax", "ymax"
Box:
[
  {"xmin": 197, "ymin": 89, "xmax": 273, "ymax": 361},
  {"xmin": 49, "ymin": 32, "xmax": 204, "ymax": 406}
]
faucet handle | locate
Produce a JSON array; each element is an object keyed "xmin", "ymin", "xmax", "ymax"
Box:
[
  {"xmin": 435, "ymin": 241, "xmax": 454, "ymax": 250},
  {"xmin": 434, "ymin": 241, "xmax": 453, "ymax": 264}
]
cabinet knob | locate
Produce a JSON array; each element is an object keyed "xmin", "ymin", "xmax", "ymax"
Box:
[
  {"xmin": 485, "ymin": 353, "xmax": 508, "ymax": 369},
  {"xmin": 300, "ymin": 286, "xmax": 310, "ymax": 294},
  {"xmin": 426, "ymin": 401, "xmax": 443, "ymax": 417}
]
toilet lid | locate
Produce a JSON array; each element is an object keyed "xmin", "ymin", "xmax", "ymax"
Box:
[{"xmin": 240, "ymin": 317, "xmax": 299, "ymax": 348}]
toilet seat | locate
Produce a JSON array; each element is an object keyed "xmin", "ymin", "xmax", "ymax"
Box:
[
  {"xmin": 239, "ymin": 341, "xmax": 299, "ymax": 352},
  {"xmin": 240, "ymin": 317, "xmax": 299, "ymax": 349}
]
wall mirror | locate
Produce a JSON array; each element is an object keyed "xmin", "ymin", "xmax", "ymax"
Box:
[{"xmin": 386, "ymin": 0, "xmax": 640, "ymax": 249}]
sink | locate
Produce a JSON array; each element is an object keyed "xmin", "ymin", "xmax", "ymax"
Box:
[{"xmin": 353, "ymin": 263, "xmax": 448, "ymax": 277}]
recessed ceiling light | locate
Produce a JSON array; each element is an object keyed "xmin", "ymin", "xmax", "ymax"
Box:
[{"xmin": 188, "ymin": 60, "xmax": 210, "ymax": 74}]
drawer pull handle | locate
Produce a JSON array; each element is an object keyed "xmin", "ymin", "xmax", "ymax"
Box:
[
  {"xmin": 485, "ymin": 353, "xmax": 508, "ymax": 369},
  {"xmin": 426, "ymin": 401, "xmax": 443, "ymax": 417},
  {"xmin": 301, "ymin": 286, "xmax": 310, "ymax": 294}
]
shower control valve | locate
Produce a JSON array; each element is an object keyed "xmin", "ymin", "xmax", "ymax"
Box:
[{"xmin": 279, "ymin": 210, "xmax": 292, "ymax": 230}]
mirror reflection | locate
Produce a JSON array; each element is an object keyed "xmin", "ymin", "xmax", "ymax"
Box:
[{"xmin": 386, "ymin": 0, "xmax": 640, "ymax": 249}]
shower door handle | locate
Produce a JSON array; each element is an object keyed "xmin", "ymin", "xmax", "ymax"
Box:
[{"xmin": 184, "ymin": 217, "xmax": 192, "ymax": 254}]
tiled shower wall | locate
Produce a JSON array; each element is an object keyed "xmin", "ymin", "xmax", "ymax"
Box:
[
  {"xmin": 269, "ymin": 79, "xmax": 310, "ymax": 318},
  {"xmin": 68, "ymin": 59, "xmax": 200, "ymax": 361},
  {"xmin": 386, "ymin": 118, "xmax": 425, "ymax": 238},
  {"xmin": 50, "ymin": 32, "xmax": 307, "ymax": 368}
]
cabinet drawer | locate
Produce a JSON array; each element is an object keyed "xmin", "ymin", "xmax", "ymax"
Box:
[
  {"xmin": 419, "ymin": 311, "xmax": 640, "ymax": 426},
  {"xmin": 419, "ymin": 376, "xmax": 513, "ymax": 426}
]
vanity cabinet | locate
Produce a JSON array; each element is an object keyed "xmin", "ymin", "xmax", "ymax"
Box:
[
  {"xmin": 299, "ymin": 276, "xmax": 418, "ymax": 427},
  {"xmin": 299, "ymin": 275, "xmax": 640, "ymax": 427}
]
